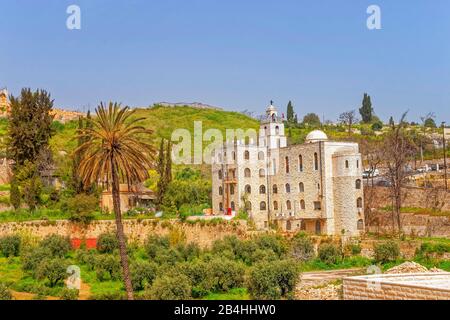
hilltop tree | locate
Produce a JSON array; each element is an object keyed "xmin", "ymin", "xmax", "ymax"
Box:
[
  {"xmin": 286, "ymin": 101, "xmax": 294, "ymax": 123},
  {"xmin": 156, "ymin": 139, "xmax": 173, "ymax": 206},
  {"xmin": 424, "ymin": 118, "xmax": 437, "ymax": 128},
  {"xmin": 338, "ymin": 110, "xmax": 358, "ymax": 136},
  {"xmin": 359, "ymin": 93, "xmax": 374, "ymax": 123},
  {"xmin": 389, "ymin": 116, "xmax": 395, "ymax": 127},
  {"xmin": 75, "ymin": 102, "xmax": 155, "ymax": 300},
  {"xmin": 302, "ymin": 113, "xmax": 321, "ymax": 127}
]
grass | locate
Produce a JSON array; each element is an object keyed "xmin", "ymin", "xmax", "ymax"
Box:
[
  {"xmin": 203, "ymin": 288, "xmax": 250, "ymax": 300},
  {"xmin": 0, "ymin": 257, "xmax": 23, "ymax": 284},
  {"xmin": 0, "ymin": 184, "xmax": 10, "ymax": 192},
  {"xmin": 300, "ymin": 256, "xmax": 373, "ymax": 272},
  {"xmin": 380, "ymin": 206, "xmax": 450, "ymax": 217}
]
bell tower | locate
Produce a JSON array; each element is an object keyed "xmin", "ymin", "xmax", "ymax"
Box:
[{"xmin": 259, "ymin": 101, "xmax": 287, "ymax": 149}]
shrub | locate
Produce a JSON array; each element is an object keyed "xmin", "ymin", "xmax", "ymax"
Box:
[
  {"xmin": 60, "ymin": 288, "xmax": 79, "ymax": 300},
  {"xmin": 0, "ymin": 235, "xmax": 21, "ymax": 257},
  {"xmin": 176, "ymin": 242, "xmax": 201, "ymax": 261},
  {"xmin": 95, "ymin": 254, "xmax": 122, "ymax": 281},
  {"xmin": 291, "ymin": 234, "xmax": 315, "ymax": 262},
  {"xmin": 0, "ymin": 283, "xmax": 12, "ymax": 300},
  {"xmin": 248, "ymin": 260, "xmax": 300, "ymax": 300},
  {"xmin": 97, "ymin": 233, "xmax": 119, "ymax": 253},
  {"xmin": 145, "ymin": 235, "xmax": 170, "ymax": 258},
  {"xmin": 22, "ymin": 247, "xmax": 53, "ymax": 272},
  {"xmin": 344, "ymin": 243, "xmax": 362, "ymax": 256},
  {"xmin": 65, "ymin": 194, "xmax": 98, "ymax": 224},
  {"xmin": 374, "ymin": 241, "xmax": 400, "ymax": 263},
  {"xmin": 76, "ymin": 249, "xmax": 98, "ymax": 270},
  {"xmin": 371, "ymin": 121, "xmax": 383, "ymax": 131},
  {"xmin": 130, "ymin": 261, "xmax": 158, "ymax": 291},
  {"xmin": 90, "ymin": 291, "xmax": 125, "ymax": 300},
  {"xmin": 255, "ymin": 234, "xmax": 288, "ymax": 258},
  {"xmin": 40, "ymin": 235, "xmax": 71, "ymax": 258},
  {"xmin": 35, "ymin": 258, "xmax": 68, "ymax": 287},
  {"xmin": 145, "ymin": 273, "xmax": 192, "ymax": 300},
  {"xmin": 203, "ymin": 258, "xmax": 245, "ymax": 293},
  {"xmin": 318, "ymin": 243, "xmax": 341, "ymax": 264}
]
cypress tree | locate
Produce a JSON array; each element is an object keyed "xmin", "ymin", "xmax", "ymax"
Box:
[
  {"xmin": 286, "ymin": 101, "xmax": 294, "ymax": 122},
  {"xmin": 359, "ymin": 93, "xmax": 374, "ymax": 123},
  {"xmin": 156, "ymin": 138, "xmax": 166, "ymax": 205}
]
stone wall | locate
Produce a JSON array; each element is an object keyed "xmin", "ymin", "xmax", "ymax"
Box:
[
  {"xmin": 343, "ymin": 273, "xmax": 450, "ymax": 300},
  {"xmin": 0, "ymin": 219, "xmax": 248, "ymax": 249},
  {"xmin": 365, "ymin": 186, "xmax": 450, "ymax": 211}
]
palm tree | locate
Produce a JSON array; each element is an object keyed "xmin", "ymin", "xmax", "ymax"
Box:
[{"xmin": 75, "ymin": 102, "xmax": 155, "ymax": 299}]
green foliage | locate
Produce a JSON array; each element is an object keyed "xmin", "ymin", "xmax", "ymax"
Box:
[
  {"xmin": 371, "ymin": 120, "xmax": 383, "ymax": 131},
  {"xmin": 145, "ymin": 235, "xmax": 170, "ymax": 259},
  {"xmin": 374, "ymin": 241, "xmax": 400, "ymax": 263},
  {"xmin": 162, "ymin": 178, "xmax": 211, "ymax": 214},
  {"xmin": 302, "ymin": 113, "xmax": 321, "ymax": 127},
  {"xmin": 248, "ymin": 260, "xmax": 300, "ymax": 300},
  {"xmin": 130, "ymin": 261, "xmax": 158, "ymax": 291},
  {"xmin": 64, "ymin": 193, "xmax": 98, "ymax": 224},
  {"xmin": 0, "ymin": 282, "xmax": 12, "ymax": 300},
  {"xmin": 35, "ymin": 258, "xmax": 68, "ymax": 287},
  {"xmin": 40, "ymin": 235, "xmax": 71, "ymax": 258},
  {"xmin": 97, "ymin": 233, "xmax": 119, "ymax": 254},
  {"xmin": 14, "ymin": 161, "xmax": 43, "ymax": 211},
  {"xmin": 286, "ymin": 101, "xmax": 294, "ymax": 122},
  {"xmin": 59, "ymin": 287, "xmax": 79, "ymax": 300},
  {"xmin": 359, "ymin": 93, "xmax": 373, "ymax": 123},
  {"xmin": 145, "ymin": 273, "xmax": 192, "ymax": 300},
  {"xmin": 318, "ymin": 243, "xmax": 342, "ymax": 264},
  {"xmin": 291, "ymin": 233, "xmax": 315, "ymax": 262},
  {"xmin": 424, "ymin": 118, "xmax": 437, "ymax": 128},
  {"xmin": 0, "ymin": 235, "xmax": 21, "ymax": 257},
  {"xmin": 9, "ymin": 179, "xmax": 21, "ymax": 209},
  {"xmin": 94, "ymin": 254, "xmax": 122, "ymax": 281}
]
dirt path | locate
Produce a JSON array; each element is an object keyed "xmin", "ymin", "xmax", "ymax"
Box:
[
  {"xmin": 11, "ymin": 280, "xmax": 91, "ymax": 300},
  {"xmin": 300, "ymin": 268, "xmax": 365, "ymax": 287},
  {"xmin": 78, "ymin": 281, "xmax": 91, "ymax": 300}
]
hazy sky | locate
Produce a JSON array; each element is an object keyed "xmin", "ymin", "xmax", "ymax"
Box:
[{"xmin": 0, "ymin": 0, "xmax": 449, "ymax": 123}]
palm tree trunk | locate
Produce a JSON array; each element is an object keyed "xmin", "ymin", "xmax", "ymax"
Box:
[{"xmin": 110, "ymin": 157, "xmax": 134, "ymax": 300}]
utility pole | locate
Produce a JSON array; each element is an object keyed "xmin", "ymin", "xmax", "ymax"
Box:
[{"xmin": 442, "ymin": 122, "xmax": 448, "ymax": 191}]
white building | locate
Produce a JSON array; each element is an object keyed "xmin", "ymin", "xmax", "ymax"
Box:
[{"xmin": 211, "ymin": 103, "xmax": 365, "ymax": 236}]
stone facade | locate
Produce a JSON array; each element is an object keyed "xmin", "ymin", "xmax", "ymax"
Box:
[
  {"xmin": 212, "ymin": 104, "xmax": 364, "ymax": 236},
  {"xmin": 343, "ymin": 273, "xmax": 450, "ymax": 300}
]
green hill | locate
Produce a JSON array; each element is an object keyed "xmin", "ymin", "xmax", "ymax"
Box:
[{"xmin": 49, "ymin": 105, "xmax": 260, "ymax": 156}]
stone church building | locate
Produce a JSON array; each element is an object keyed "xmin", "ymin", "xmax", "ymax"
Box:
[{"xmin": 211, "ymin": 103, "xmax": 364, "ymax": 236}]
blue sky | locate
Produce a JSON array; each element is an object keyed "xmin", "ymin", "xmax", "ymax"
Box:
[{"xmin": 0, "ymin": 0, "xmax": 449, "ymax": 123}]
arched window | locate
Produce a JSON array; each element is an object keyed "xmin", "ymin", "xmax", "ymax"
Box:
[
  {"xmin": 219, "ymin": 202, "xmax": 223, "ymax": 211},
  {"xmin": 219, "ymin": 186, "xmax": 223, "ymax": 195},
  {"xmin": 258, "ymin": 151, "xmax": 265, "ymax": 160},
  {"xmin": 345, "ymin": 160, "xmax": 349, "ymax": 169},
  {"xmin": 244, "ymin": 151, "xmax": 250, "ymax": 160},
  {"xmin": 245, "ymin": 184, "xmax": 251, "ymax": 194},
  {"xmin": 218, "ymin": 170, "xmax": 223, "ymax": 179},
  {"xmin": 301, "ymin": 220, "xmax": 306, "ymax": 230},
  {"xmin": 299, "ymin": 182, "xmax": 304, "ymax": 192},
  {"xmin": 357, "ymin": 197, "xmax": 363, "ymax": 208},
  {"xmin": 357, "ymin": 160, "xmax": 359, "ymax": 169},
  {"xmin": 231, "ymin": 201, "xmax": 235, "ymax": 211},
  {"xmin": 275, "ymin": 126, "xmax": 280, "ymax": 134},
  {"xmin": 357, "ymin": 219, "xmax": 364, "ymax": 230},
  {"xmin": 285, "ymin": 183, "xmax": 291, "ymax": 193},
  {"xmin": 272, "ymin": 184, "xmax": 278, "ymax": 194},
  {"xmin": 260, "ymin": 201, "xmax": 267, "ymax": 211},
  {"xmin": 298, "ymin": 155, "xmax": 303, "ymax": 172},
  {"xmin": 285, "ymin": 156, "xmax": 290, "ymax": 173},
  {"xmin": 300, "ymin": 200, "xmax": 306, "ymax": 210},
  {"xmin": 230, "ymin": 185, "xmax": 235, "ymax": 195},
  {"xmin": 245, "ymin": 201, "xmax": 252, "ymax": 211},
  {"xmin": 245, "ymin": 168, "xmax": 251, "ymax": 178},
  {"xmin": 356, "ymin": 179, "xmax": 362, "ymax": 189},
  {"xmin": 232, "ymin": 151, "xmax": 236, "ymax": 161},
  {"xmin": 273, "ymin": 201, "xmax": 278, "ymax": 210},
  {"xmin": 259, "ymin": 185, "xmax": 266, "ymax": 194},
  {"xmin": 314, "ymin": 153, "xmax": 319, "ymax": 171},
  {"xmin": 315, "ymin": 220, "xmax": 321, "ymax": 235},
  {"xmin": 259, "ymin": 169, "xmax": 265, "ymax": 177},
  {"xmin": 286, "ymin": 200, "xmax": 292, "ymax": 210}
]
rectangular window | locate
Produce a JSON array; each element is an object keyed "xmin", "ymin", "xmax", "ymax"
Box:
[{"xmin": 313, "ymin": 201, "xmax": 322, "ymax": 210}]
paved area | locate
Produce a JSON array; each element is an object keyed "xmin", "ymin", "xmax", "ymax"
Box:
[{"xmin": 300, "ymin": 268, "xmax": 365, "ymax": 288}]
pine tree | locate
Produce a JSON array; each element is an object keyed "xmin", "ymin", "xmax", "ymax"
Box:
[
  {"xmin": 10, "ymin": 178, "xmax": 21, "ymax": 210},
  {"xmin": 286, "ymin": 101, "xmax": 294, "ymax": 122},
  {"xmin": 389, "ymin": 116, "xmax": 395, "ymax": 127},
  {"xmin": 165, "ymin": 140, "xmax": 172, "ymax": 185},
  {"xmin": 359, "ymin": 93, "xmax": 374, "ymax": 123},
  {"xmin": 294, "ymin": 114, "xmax": 298, "ymax": 124}
]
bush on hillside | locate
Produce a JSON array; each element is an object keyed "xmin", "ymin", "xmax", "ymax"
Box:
[
  {"xmin": 145, "ymin": 273, "xmax": 192, "ymax": 300},
  {"xmin": 145, "ymin": 235, "xmax": 170, "ymax": 259},
  {"xmin": 21, "ymin": 247, "xmax": 53, "ymax": 273},
  {"xmin": 0, "ymin": 283, "xmax": 12, "ymax": 300},
  {"xmin": 97, "ymin": 233, "xmax": 119, "ymax": 253},
  {"xmin": 291, "ymin": 234, "xmax": 315, "ymax": 262},
  {"xmin": 95, "ymin": 254, "xmax": 122, "ymax": 281},
  {"xmin": 40, "ymin": 234, "xmax": 71, "ymax": 258},
  {"xmin": 60, "ymin": 288, "xmax": 79, "ymax": 300},
  {"xmin": 374, "ymin": 241, "xmax": 400, "ymax": 263},
  {"xmin": 0, "ymin": 235, "xmax": 21, "ymax": 257},
  {"xmin": 318, "ymin": 243, "xmax": 342, "ymax": 264},
  {"xmin": 65, "ymin": 194, "xmax": 98, "ymax": 224},
  {"xmin": 248, "ymin": 260, "xmax": 300, "ymax": 300},
  {"xmin": 130, "ymin": 261, "xmax": 158, "ymax": 291},
  {"xmin": 35, "ymin": 258, "xmax": 68, "ymax": 287}
]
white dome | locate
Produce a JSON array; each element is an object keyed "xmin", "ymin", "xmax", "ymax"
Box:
[{"xmin": 305, "ymin": 130, "xmax": 328, "ymax": 143}]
